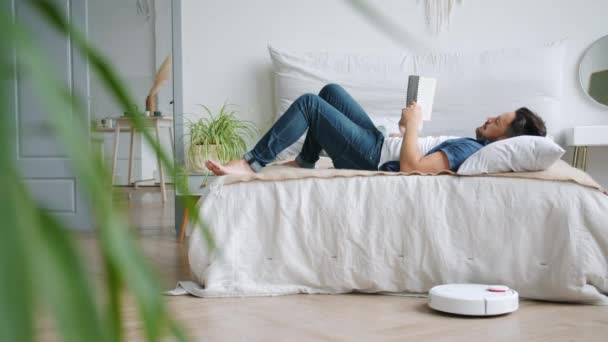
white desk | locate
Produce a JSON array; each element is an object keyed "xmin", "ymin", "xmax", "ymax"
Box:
[
  {"xmin": 109, "ymin": 116, "xmax": 173, "ymax": 204},
  {"xmin": 566, "ymin": 125, "xmax": 608, "ymax": 171}
]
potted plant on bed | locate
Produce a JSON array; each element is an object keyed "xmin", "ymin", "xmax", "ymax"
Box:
[{"xmin": 186, "ymin": 104, "xmax": 257, "ymax": 172}]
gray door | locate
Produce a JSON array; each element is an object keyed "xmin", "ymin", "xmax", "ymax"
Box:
[{"xmin": 9, "ymin": 0, "xmax": 92, "ymax": 229}]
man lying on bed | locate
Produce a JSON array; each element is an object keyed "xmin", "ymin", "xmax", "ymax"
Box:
[{"xmin": 205, "ymin": 83, "xmax": 547, "ymax": 175}]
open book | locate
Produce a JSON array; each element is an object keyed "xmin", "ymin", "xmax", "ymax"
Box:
[{"xmin": 405, "ymin": 75, "xmax": 436, "ymax": 131}]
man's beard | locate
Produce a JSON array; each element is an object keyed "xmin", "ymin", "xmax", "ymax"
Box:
[{"xmin": 475, "ymin": 127, "xmax": 484, "ymax": 140}]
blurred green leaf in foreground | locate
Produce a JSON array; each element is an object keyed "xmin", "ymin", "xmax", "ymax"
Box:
[{"xmin": 0, "ymin": 0, "xmax": 213, "ymax": 341}]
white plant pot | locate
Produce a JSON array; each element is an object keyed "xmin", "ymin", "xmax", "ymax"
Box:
[{"xmin": 187, "ymin": 144, "xmax": 221, "ymax": 172}]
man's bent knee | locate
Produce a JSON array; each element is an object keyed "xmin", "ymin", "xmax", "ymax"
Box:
[
  {"xmin": 319, "ymin": 83, "xmax": 343, "ymax": 99},
  {"xmin": 296, "ymin": 93, "xmax": 321, "ymax": 108}
]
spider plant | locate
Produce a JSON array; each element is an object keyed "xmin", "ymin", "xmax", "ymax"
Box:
[
  {"xmin": 1, "ymin": 0, "xmax": 213, "ymax": 341},
  {"xmin": 186, "ymin": 104, "xmax": 257, "ymax": 172}
]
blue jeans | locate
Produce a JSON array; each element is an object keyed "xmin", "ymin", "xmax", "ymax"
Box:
[{"xmin": 244, "ymin": 83, "xmax": 385, "ymax": 171}]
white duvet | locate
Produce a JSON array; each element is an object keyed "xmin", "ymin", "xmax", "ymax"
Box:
[{"xmin": 188, "ymin": 174, "xmax": 608, "ymax": 304}]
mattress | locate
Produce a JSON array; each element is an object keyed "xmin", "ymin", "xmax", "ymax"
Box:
[{"xmin": 187, "ymin": 163, "xmax": 608, "ymax": 304}]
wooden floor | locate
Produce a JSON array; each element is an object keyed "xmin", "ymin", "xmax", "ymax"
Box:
[{"xmin": 72, "ymin": 187, "xmax": 608, "ymax": 341}]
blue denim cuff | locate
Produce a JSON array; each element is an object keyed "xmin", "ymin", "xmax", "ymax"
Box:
[
  {"xmin": 243, "ymin": 151, "xmax": 263, "ymax": 173},
  {"xmin": 295, "ymin": 154, "xmax": 316, "ymax": 169}
]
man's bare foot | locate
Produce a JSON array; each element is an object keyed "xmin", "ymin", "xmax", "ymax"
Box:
[
  {"xmin": 205, "ymin": 159, "xmax": 255, "ymax": 176},
  {"xmin": 279, "ymin": 160, "xmax": 300, "ymax": 168}
]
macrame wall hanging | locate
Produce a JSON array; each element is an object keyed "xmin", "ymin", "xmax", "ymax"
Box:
[
  {"xmin": 136, "ymin": 0, "xmax": 152, "ymax": 22},
  {"xmin": 423, "ymin": 0, "xmax": 464, "ymax": 35}
]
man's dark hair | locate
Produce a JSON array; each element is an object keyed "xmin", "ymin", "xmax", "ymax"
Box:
[{"xmin": 508, "ymin": 107, "xmax": 547, "ymax": 137}]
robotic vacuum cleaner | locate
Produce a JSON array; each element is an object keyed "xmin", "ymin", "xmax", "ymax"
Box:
[{"xmin": 428, "ymin": 284, "xmax": 519, "ymax": 316}]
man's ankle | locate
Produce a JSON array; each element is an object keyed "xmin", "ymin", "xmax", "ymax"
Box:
[{"xmin": 243, "ymin": 151, "xmax": 263, "ymax": 173}]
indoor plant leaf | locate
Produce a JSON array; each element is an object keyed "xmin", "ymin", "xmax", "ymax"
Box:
[{"xmin": 1, "ymin": 0, "xmax": 218, "ymax": 341}]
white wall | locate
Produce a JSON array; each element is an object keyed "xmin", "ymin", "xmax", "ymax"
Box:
[
  {"xmin": 89, "ymin": 0, "xmax": 173, "ymax": 185},
  {"xmin": 181, "ymin": 0, "xmax": 608, "ymax": 186}
]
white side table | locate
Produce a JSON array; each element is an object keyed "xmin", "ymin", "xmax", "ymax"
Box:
[
  {"xmin": 110, "ymin": 116, "xmax": 174, "ymax": 204},
  {"xmin": 566, "ymin": 125, "xmax": 608, "ymax": 171}
]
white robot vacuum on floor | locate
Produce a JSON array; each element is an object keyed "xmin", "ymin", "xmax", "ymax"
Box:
[{"xmin": 428, "ymin": 284, "xmax": 519, "ymax": 316}]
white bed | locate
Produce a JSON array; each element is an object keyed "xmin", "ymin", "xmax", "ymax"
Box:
[
  {"xmin": 180, "ymin": 42, "xmax": 608, "ymax": 304},
  {"xmin": 187, "ymin": 163, "xmax": 608, "ymax": 304}
]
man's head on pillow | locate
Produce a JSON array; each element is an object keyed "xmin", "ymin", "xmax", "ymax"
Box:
[{"xmin": 475, "ymin": 107, "xmax": 547, "ymax": 142}]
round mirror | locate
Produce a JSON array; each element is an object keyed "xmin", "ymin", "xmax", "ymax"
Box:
[{"xmin": 580, "ymin": 35, "xmax": 608, "ymax": 107}]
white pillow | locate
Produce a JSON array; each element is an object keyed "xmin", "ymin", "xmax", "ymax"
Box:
[
  {"xmin": 268, "ymin": 42, "xmax": 565, "ymax": 160},
  {"xmin": 457, "ymin": 136, "xmax": 565, "ymax": 175}
]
